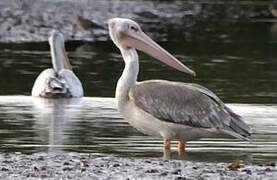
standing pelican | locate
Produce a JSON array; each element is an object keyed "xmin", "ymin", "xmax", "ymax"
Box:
[
  {"xmin": 32, "ymin": 30, "xmax": 83, "ymax": 98},
  {"xmin": 108, "ymin": 18, "xmax": 251, "ymax": 158}
]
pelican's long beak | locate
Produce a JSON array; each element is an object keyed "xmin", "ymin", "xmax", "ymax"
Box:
[
  {"xmin": 61, "ymin": 47, "xmax": 72, "ymax": 70},
  {"xmin": 122, "ymin": 31, "xmax": 196, "ymax": 76}
]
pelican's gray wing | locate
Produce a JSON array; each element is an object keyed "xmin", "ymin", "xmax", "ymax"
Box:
[{"xmin": 129, "ymin": 80, "xmax": 251, "ymax": 140}]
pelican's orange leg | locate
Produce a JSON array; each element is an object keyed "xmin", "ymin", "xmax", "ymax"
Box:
[
  {"xmin": 178, "ymin": 141, "xmax": 185, "ymax": 156},
  {"xmin": 163, "ymin": 139, "xmax": 171, "ymax": 159}
]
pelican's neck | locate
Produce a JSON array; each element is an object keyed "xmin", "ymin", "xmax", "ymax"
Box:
[
  {"xmin": 116, "ymin": 48, "xmax": 139, "ymax": 111},
  {"xmin": 50, "ymin": 42, "xmax": 64, "ymax": 73}
]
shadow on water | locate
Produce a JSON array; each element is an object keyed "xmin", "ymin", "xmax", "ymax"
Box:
[{"xmin": 0, "ymin": 96, "xmax": 276, "ymax": 164}]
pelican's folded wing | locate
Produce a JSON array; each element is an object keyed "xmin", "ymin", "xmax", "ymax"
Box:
[{"xmin": 129, "ymin": 80, "xmax": 251, "ymax": 140}]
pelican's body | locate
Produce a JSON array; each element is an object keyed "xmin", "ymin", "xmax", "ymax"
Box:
[
  {"xmin": 32, "ymin": 30, "xmax": 83, "ymax": 98},
  {"xmin": 120, "ymin": 80, "xmax": 248, "ymax": 140},
  {"xmin": 109, "ymin": 18, "xmax": 251, "ymax": 157}
]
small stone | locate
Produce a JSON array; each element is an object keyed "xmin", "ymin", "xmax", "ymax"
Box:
[
  {"xmin": 146, "ymin": 169, "xmax": 159, "ymax": 173},
  {"xmin": 160, "ymin": 172, "xmax": 168, "ymax": 176},
  {"xmin": 265, "ymin": 168, "xmax": 271, "ymax": 172},
  {"xmin": 63, "ymin": 162, "xmax": 70, "ymax": 166},
  {"xmin": 40, "ymin": 175, "xmax": 47, "ymax": 179},
  {"xmin": 172, "ymin": 169, "xmax": 181, "ymax": 175},
  {"xmin": 2, "ymin": 160, "xmax": 12, "ymax": 164},
  {"xmin": 228, "ymin": 167, "xmax": 238, "ymax": 171},
  {"xmin": 242, "ymin": 169, "xmax": 252, "ymax": 175},
  {"xmin": 37, "ymin": 156, "xmax": 44, "ymax": 161},
  {"xmin": 1, "ymin": 167, "xmax": 9, "ymax": 171},
  {"xmin": 82, "ymin": 161, "xmax": 89, "ymax": 167},
  {"xmin": 203, "ymin": 169, "xmax": 215, "ymax": 173},
  {"xmin": 113, "ymin": 163, "xmax": 120, "ymax": 167},
  {"xmin": 63, "ymin": 167, "xmax": 73, "ymax": 171},
  {"xmin": 228, "ymin": 163, "xmax": 245, "ymax": 170},
  {"xmin": 175, "ymin": 177, "xmax": 188, "ymax": 180}
]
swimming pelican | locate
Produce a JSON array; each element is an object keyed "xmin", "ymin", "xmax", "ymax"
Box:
[
  {"xmin": 108, "ymin": 18, "xmax": 251, "ymax": 158},
  {"xmin": 32, "ymin": 30, "xmax": 83, "ymax": 98}
]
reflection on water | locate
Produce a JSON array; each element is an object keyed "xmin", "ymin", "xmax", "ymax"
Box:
[
  {"xmin": 32, "ymin": 98, "xmax": 83, "ymax": 153},
  {"xmin": 0, "ymin": 96, "xmax": 276, "ymax": 164}
]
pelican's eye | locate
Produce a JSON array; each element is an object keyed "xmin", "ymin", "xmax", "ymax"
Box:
[{"xmin": 129, "ymin": 25, "xmax": 138, "ymax": 32}]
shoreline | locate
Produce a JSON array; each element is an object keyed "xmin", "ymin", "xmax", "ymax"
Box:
[{"xmin": 0, "ymin": 153, "xmax": 276, "ymax": 179}]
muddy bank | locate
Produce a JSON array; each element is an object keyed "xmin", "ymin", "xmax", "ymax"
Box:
[
  {"xmin": 0, "ymin": 153, "xmax": 276, "ymax": 179},
  {"xmin": 0, "ymin": 0, "xmax": 272, "ymax": 43}
]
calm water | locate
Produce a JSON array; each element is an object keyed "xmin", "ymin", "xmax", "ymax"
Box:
[
  {"xmin": 0, "ymin": 96, "xmax": 276, "ymax": 164},
  {"xmin": 0, "ymin": 1, "xmax": 277, "ymax": 164}
]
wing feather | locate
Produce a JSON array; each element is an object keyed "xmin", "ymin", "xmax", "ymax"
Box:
[{"xmin": 129, "ymin": 80, "xmax": 251, "ymax": 139}]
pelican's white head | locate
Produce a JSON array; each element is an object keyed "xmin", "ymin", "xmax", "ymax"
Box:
[
  {"xmin": 108, "ymin": 18, "xmax": 141, "ymax": 50},
  {"xmin": 48, "ymin": 30, "xmax": 72, "ymax": 71},
  {"xmin": 108, "ymin": 18, "xmax": 196, "ymax": 76}
]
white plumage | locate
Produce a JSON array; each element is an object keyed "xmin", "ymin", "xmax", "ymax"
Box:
[{"xmin": 32, "ymin": 30, "xmax": 83, "ymax": 98}]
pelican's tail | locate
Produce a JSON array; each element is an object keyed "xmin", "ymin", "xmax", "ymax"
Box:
[
  {"xmin": 222, "ymin": 109, "xmax": 252, "ymax": 141},
  {"xmin": 42, "ymin": 77, "xmax": 71, "ymax": 98}
]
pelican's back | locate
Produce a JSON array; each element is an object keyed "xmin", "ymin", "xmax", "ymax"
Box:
[{"xmin": 32, "ymin": 69, "xmax": 83, "ymax": 98}]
